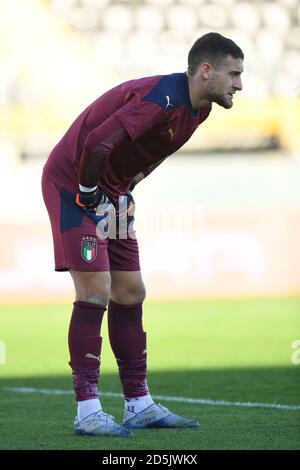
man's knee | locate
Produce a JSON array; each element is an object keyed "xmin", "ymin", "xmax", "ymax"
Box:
[
  {"xmin": 127, "ymin": 283, "xmax": 146, "ymax": 305},
  {"xmin": 70, "ymin": 270, "xmax": 111, "ymax": 306},
  {"xmin": 110, "ymin": 271, "xmax": 146, "ymax": 305},
  {"xmin": 111, "ymin": 285, "xmax": 146, "ymax": 305}
]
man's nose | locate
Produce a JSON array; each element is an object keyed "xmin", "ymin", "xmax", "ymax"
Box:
[{"xmin": 234, "ymin": 76, "xmax": 243, "ymax": 91}]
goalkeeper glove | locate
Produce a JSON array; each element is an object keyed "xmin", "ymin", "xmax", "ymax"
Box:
[
  {"xmin": 76, "ymin": 185, "xmax": 114, "ymax": 223},
  {"xmin": 117, "ymin": 192, "xmax": 135, "ymax": 220}
]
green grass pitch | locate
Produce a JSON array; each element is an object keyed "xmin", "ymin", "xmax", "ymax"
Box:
[{"xmin": 0, "ymin": 297, "xmax": 299, "ymax": 450}]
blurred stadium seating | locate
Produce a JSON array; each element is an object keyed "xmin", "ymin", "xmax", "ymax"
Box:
[
  {"xmin": 0, "ymin": 0, "xmax": 299, "ymax": 156},
  {"xmin": 0, "ymin": 0, "xmax": 299, "ymax": 300}
]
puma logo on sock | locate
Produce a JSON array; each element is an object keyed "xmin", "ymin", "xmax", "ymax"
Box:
[{"xmin": 85, "ymin": 353, "xmax": 100, "ymax": 362}]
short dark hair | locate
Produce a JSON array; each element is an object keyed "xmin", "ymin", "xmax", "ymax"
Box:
[{"xmin": 187, "ymin": 32, "xmax": 244, "ymax": 74}]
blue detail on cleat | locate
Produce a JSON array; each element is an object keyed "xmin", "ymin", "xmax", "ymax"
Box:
[
  {"xmin": 123, "ymin": 403, "xmax": 200, "ymax": 429},
  {"xmin": 74, "ymin": 410, "xmax": 133, "ymax": 437}
]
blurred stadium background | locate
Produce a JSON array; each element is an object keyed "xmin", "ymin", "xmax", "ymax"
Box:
[{"xmin": 0, "ymin": 0, "xmax": 300, "ymax": 301}]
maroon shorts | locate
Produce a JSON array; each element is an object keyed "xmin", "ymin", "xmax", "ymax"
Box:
[{"xmin": 42, "ymin": 172, "xmax": 140, "ymax": 272}]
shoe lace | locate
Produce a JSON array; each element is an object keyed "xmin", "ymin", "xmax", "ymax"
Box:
[
  {"xmin": 96, "ymin": 410, "xmax": 115, "ymax": 421},
  {"xmin": 157, "ymin": 403, "xmax": 170, "ymax": 413}
]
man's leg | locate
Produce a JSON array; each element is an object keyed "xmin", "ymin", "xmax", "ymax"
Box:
[
  {"xmin": 108, "ymin": 270, "xmax": 200, "ymax": 429},
  {"xmin": 69, "ymin": 269, "xmax": 132, "ymax": 437},
  {"xmin": 108, "ymin": 270, "xmax": 153, "ymax": 411},
  {"xmin": 69, "ymin": 270, "xmax": 110, "ymax": 417},
  {"xmin": 42, "ymin": 175, "xmax": 131, "ymax": 436}
]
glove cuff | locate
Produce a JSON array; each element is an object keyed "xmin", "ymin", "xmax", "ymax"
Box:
[
  {"xmin": 76, "ymin": 187, "xmax": 98, "ymax": 207},
  {"xmin": 79, "ymin": 184, "xmax": 98, "ymax": 193}
]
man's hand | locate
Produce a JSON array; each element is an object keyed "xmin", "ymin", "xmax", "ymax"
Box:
[
  {"xmin": 76, "ymin": 186, "xmax": 135, "ymax": 238},
  {"xmin": 76, "ymin": 186, "xmax": 115, "ymax": 223},
  {"xmin": 117, "ymin": 192, "xmax": 135, "ymax": 221},
  {"xmin": 76, "ymin": 186, "xmax": 102, "ymax": 209},
  {"xmin": 116, "ymin": 192, "xmax": 136, "ymax": 239}
]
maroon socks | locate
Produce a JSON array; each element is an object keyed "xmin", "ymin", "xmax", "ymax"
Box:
[
  {"xmin": 68, "ymin": 300, "xmax": 106, "ymax": 402},
  {"xmin": 68, "ymin": 299, "xmax": 149, "ymax": 403},
  {"xmin": 108, "ymin": 300, "xmax": 149, "ymax": 398}
]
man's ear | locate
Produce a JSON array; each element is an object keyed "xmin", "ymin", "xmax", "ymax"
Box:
[{"xmin": 199, "ymin": 62, "xmax": 213, "ymax": 80}]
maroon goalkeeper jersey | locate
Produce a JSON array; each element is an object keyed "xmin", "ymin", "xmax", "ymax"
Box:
[{"xmin": 43, "ymin": 72, "xmax": 212, "ymax": 198}]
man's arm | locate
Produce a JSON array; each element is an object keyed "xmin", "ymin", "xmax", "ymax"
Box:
[
  {"xmin": 130, "ymin": 157, "xmax": 167, "ymax": 191},
  {"xmin": 129, "ymin": 172, "xmax": 145, "ymax": 191},
  {"xmin": 79, "ymin": 115, "xmax": 130, "ymax": 189},
  {"xmin": 77, "ymin": 89, "xmax": 167, "ymax": 204}
]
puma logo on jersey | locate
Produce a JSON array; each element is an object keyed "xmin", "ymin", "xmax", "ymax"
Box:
[
  {"xmin": 85, "ymin": 353, "xmax": 100, "ymax": 362},
  {"xmin": 165, "ymin": 95, "xmax": 174, "ymax": 109},
  {"xmin": 168, "ymin": 128, "xmax": 174, "ymax": 141}
]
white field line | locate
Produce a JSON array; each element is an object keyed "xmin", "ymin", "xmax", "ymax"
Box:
[{"xmin": 2, "ymin": 387, "xmax": 300, "ymax": 411}]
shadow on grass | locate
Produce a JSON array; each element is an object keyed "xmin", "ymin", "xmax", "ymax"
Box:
[{"xmin": 0, "ymin": 367, "xmax": 299, "ymax": 450}]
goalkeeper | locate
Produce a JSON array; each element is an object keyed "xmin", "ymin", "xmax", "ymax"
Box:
[{"xmin": 42, "ymin": 32, "xmax": 244, "ymax": 437}]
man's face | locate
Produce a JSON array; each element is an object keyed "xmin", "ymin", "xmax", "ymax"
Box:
[{"xmin": 205, "ymin": 55, "xmax": 244, "ymax": 109}]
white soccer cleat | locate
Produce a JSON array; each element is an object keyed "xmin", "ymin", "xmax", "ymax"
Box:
[
  {"xmin": 123, "ymin": 403, "xmax": 200, "ymax": 429},
  {"xmin": 74, "ymin": 410, "xmax": 133, "ymax": 437}
]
